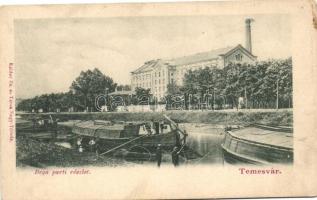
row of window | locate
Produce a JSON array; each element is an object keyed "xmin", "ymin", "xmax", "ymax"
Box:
[
  {"xmin": 154, "ymin": 70, "xmax": 165, "ymax": 78},
  {"xmin": 134, "ymin": 68, "xmax": 178, "ymax": 82},
  {"xmin": 154, "ymin": 79, "xmax": 166, "ymax": 85},
  {"xmin": 155, "ymin": 86, "xmax": 166, "ymax": 93},
  {"xmin": 132, "ymin": 80, "xmax": 166, "ymax": 90},
  {"xmin": 134, "ymin": 69, "xmax": 170, "ymax": 81},
  {"xmin": 134, "ymin": 73, "xmax": 151, "ymax": 81}
]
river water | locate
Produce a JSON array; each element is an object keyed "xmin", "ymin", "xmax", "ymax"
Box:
[{"xmin": 180, "ymin": 123, "xmax": 225, "ymax": 165}]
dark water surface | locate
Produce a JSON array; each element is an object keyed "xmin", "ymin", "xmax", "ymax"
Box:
[{"xmin": 179, "ymin": 123, "xmax": 225, "ymax": 165}]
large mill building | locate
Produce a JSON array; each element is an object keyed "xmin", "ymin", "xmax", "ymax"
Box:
[{"xmin": 130, "ymin": 19, "xmax": 257, "ymax": 99}]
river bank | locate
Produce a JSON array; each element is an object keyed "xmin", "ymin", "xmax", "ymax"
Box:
[
  {"xmin": 18, "ymin": 109, "xmax": 293, "ymax": 126},
  {"xmin": 16, "ymin": 135, "xmax": 130, "ymax": 168}
]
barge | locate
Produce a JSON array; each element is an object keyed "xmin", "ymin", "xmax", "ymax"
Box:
[
  {"xmin": 72, "ymin": 119, "xmax": 184, "ymax": 152},
  {"xmin": 221, "ymin": 124, "xmax": 293, "ymax": 165},
  {"xmin": 65, "ymin": 115, "xmax": 201, "ymax": 160}
]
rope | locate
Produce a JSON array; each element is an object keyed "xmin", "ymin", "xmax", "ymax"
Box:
[
  {"xmin": 128, "ymin": 145, "xmax": 152, "ymax": 161},
  {"xmin": 187, "ymin": 152, "xmax": 210, "ymax": 164},
  {"xmin": 99, "ymin": 134, "xmax": 148, "ymax": 156}
]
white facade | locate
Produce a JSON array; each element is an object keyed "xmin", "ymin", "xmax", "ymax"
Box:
[
  {"xmin": 131, "ymin": 60, "xmax": 170, "ymax": 100},
  {"xmin": 131, "ymin": 44, "xmax": 257, "ymax": 99}
]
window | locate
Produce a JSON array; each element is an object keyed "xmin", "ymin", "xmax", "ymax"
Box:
[
  {"xmin": 235, "ymin": 54, "xmax": 243, "ymax": 61},
  {"xmin": 159, "ymin": 72, "xmax": 161, "ymax": 77}
]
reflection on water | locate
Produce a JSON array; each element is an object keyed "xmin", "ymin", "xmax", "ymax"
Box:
[{"xmin": 180, "ymin": 124, "xmax": 225, "ymax": 164}]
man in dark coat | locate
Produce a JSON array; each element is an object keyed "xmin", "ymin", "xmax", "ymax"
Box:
[
  {"xmin": 172, "ymin": 146, "xmax": 180, "ymax": 167},
  {"xmin": 160, "ymin": 122, "xmax": 164, "ymax": 134},
  {"xmin": 154, "ymin": 121, "xmax": 160, "ymax": 134},
  {"xmin": 156, "ymin": 144, "xmax": 162, "ymax": 167}
]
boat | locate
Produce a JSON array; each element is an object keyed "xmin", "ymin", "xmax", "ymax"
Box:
[
  {"xmin": 16, "ymin": 115, "xmax": 74, "ymax": 142},
  {"xmin": 69, "ymin": 115, "xmax": 192, "ymax": 159},
  {"xmin": 221, "ymin": 124, "xmax": 293, "ymax": 165},
  {"xmin": 16, "ymin": 115, "xmax": 58, "ymax": 133}
]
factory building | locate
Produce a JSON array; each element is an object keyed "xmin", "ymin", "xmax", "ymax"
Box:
[{"xmin": 131, "ymin": 19, "xmax": 257, "ymax": 99}]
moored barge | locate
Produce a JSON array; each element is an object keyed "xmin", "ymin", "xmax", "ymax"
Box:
[
  {"xmin": 221, "ymin": 124, "xmax": 293, "ymax": 165},
  {"xmin": 66, "ymin": 115, "xmax": 197, "ymax": 160},
  {"xmin": 72, "ymin": 119, "xmax": 184, "ymax": 152}
]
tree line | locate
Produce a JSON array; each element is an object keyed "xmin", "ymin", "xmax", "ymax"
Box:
[
  {"xmin": 17, "ymin": 68, "xmax": 130, "ymax": 112},
  {"xmin": 17, "ymin": 58, "xmax": 292, "ymax": 112},
  {"xmin": 165, "ymin": 58, "xmax": 292, "ymax": 110}
]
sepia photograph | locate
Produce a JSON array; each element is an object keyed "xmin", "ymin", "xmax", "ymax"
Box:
[
  {"xmin": 15, "ymin": 15, "xmax": 293, "ymax": 168},
  {"xmin": 1, "ymin": 0, "xmax": 317, "ymax": 199}
]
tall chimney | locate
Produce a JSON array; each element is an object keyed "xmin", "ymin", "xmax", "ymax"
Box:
[{"xmin": 245, "ymin": 18, "xmax": 254, "ymax": 53}]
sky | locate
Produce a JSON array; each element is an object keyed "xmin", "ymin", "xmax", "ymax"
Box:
[{"xmin": 15, "ymin": 15, "xmax": 291, "ymax": 99}]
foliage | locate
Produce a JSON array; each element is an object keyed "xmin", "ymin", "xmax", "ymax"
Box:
[
  {"xmin": 70, "ymin": 68, "xmax": 117, "ymax": 111},
  {"xmin": 17, "ymin": 92, "xmax": 74, "ymax": 112},
  {"xmin": 167, "ymin": 80, "xmax": 182, "ymax": 95},
  {"xmin": 117, "ymin": 84, "xmax": 131, "ymax": 91},
  {"xmin": 176, "ymin": 58, "xmax": 292, "ymax": 109},
  {"xmin": 131, "ymin": 87, "xmax": 152, "ymax": 105}
]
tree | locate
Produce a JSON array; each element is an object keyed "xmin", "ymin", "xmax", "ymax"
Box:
[
  {"xmin": 16, "ymin": 99, "xmax": 33, "ymax": 112},
  {"xmin": 70, "ymin": 68, "xmax": 117, "ymax": 111},
  {"xmin": 117, "ymin": 84, "xmax": 131, "ymax": 91},
  {"xmin": 179, "ymin": 58, "xmax": 292, "ymax": 110},
  {"xmin": 130, "ymin": 87, "xmax": 152, "ymax": 105},
  {"xmin": 181, "ymin": 67, "xmax": 220, "ymax": 109},
  {"xmin": 166, "ymin": 80, "xmax": 181, "ymax": 95}
]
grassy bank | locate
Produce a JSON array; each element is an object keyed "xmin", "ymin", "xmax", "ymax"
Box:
[
  {"xmin": 16, "ymin": 135, "xmax": 129, "ymax": 167},
  {"xmin": 19, "ymin": 109, "xmax": 293, "ymax": 126}
]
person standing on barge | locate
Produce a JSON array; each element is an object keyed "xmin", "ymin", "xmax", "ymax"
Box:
[
  {"xmin": 172, "ymin": 146, "xmax": 180, "ymax": 167},
  {"xmin": 156, "ymin": 144, "xmax": 162, "ymax": 167}
]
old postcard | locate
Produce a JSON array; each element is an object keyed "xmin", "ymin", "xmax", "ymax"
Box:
[{"xmin": 1, "ymin": 0, "xmax": 317, "ymax": 199}]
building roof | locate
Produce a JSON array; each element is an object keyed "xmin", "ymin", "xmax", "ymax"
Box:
[
  {"xmin": 131, "ymin": 60, "xmax": 157, "ymax": 74},
  {"xmin": 131, "ymin": 59, "xmax": 169, "ymax": 74},
  {"xmin": 166, "ymin": 46, "xmax": 235, "ymax": 66},
  {"xmin": 131, "ymin": 44, "xmax": 256, "ymax": 74}
]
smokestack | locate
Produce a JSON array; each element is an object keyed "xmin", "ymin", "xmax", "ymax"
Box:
[{"xmin": 245, "ymin": 18, "xmax": 254, "ymax": 53}]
